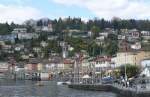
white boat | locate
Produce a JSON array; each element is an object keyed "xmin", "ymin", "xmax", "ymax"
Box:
[{"xmin": 57, "ymin": 81, "xmax": 71, "ymax": 85}]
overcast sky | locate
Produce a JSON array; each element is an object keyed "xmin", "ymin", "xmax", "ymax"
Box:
[{"xmin": 0, "ymin": 0, "xmax": 150, "ymax": 24}]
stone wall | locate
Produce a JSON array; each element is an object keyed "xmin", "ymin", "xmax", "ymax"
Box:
[{"xmin": 68, "ymin": 84, "xmax": 150, "ymax": 97}]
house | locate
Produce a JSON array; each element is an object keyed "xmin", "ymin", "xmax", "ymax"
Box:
[
  {"xmin": 126, "ymin": 29, "xmax": 140, "ymax": 42},
  {"xmin": 0, "ymin": 34, "xmax": 16, "ymax": 42},
  {"xmin": 99, "ymin": 32, "xmax": 109, "ymax": 38},
  {"xmin": 120, "ymin": 29, "xmax": 128, "ymax": 33},
  {"xmin": 12, "ymin": 28, "xmax": 27, "ymax": 34},
  {"xmin": 41, "ymin": 23, "xmax": 53, "ymax": 32},
  {"xmin": 95, "ymin": 36, "xmax": 105, "ymax": 45},
  {"xmin": 96, "ymin": 36, "xmax": 105, "ymax": 41},
  {"xmin": 103, "ymin": 28, "xmax": 116, "ymax": 34},
  {"xmin": 72, "ymin": 31, "xmax": 91, "ymax": 38},
  {"xmin": 25, "ymin": 58, "xmax": 40, "ymax": 72},
  {"xmin": 118, "ymin": 40, "xmax": 130, "ymax": 52},
  {"xmin": 89, "ymin": 56, "xmax": 114, "ymax": 74},
  {"xmin": 118, "ymin": 35, "xmax": 126, "ymax": 40},
  {"xmin": 46, "ymin": 57, "xmax": 63, "ymax": 72},
  {"xmin": 36, "ymin": 18, "xmax": 53, "ymax": 32},
  {"xmin": 63, "ymin": 59, "xmax": 74, "ymax": 71},
  {"xmin": 25, "ymin": 63, "xmax": 38, "ymax": 72},
  {"xmin": 11, "ymin": 28, "xmax": 39, "ymax": 40},
  {"xmin": 0, "ymin": 62, "xmax": 10, "ymax": 78},
  {"xmin": 141, "ymin": 31, "xmax": 150, "ymax": 40},
  {"xmin": 15, "ymin": 62, "xmax": 25, "ymax": 72},
  {"xmin": 65, "ymin": 29, "xmax": 91, "ymax": 38},
  {"xmin": 1, "ymin": 44, "xmax": 13, "ymax": 53},
  {"xmin": 17, "ymin": 33, "xmax": 39, "ymax": 40}
]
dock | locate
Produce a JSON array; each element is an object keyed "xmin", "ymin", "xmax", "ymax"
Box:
[{"xmin": 68, "ymin": 84, "xmax": 150, "ymax": 97}]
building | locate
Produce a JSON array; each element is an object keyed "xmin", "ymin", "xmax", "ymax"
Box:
[
  {"xmin": 140, "ymin": 66, "xmax": 150, "ymax": 77},
  {"xmin": 89, "ymin": 56, "xmax": 114, "ymax": 74},
  {"xmin": 17, "ymin": 33, "xmax": 39, "ymax": 40},
  {"xmin": 12, "ymin": 28, "xmax": 27, "ymax": 34},
  {"xmin": 130, "ymin": 42, "xmax": 141, "ymax": 50},
  {"xmin": 115, "ymin": 50, "xmax": 150, "ymax": 66},
  {"xmin": 25, "ymin": 59, "xmax": 40, "ymax": 72},
  {"xmin": 141, "ymin": 31, "xmax": 150, "ymax": 40},
  {"xmin": 0, "ymin": 62, "xmax": 9, "ymax": 73},
  {"xmin": 141, "ymin": 59, "xmax": 150, "ymax": 67},
  {"xmin": 65, "ymin": 29, "xmax": 91, "ymax": 38},
  {"xmin": 0, "ymin": 34, "xmax": 16, "ymax": 42},
  {"xmin": 99, "ymin": 32, "xmax": 109, "ymax": 38},
  {"xmin": 118, "ymin": 35, "xmax": 126, "ymax": 40},
  {"xmin": 126, "ymin": 29, "xmax": 140, "ymax": 42},
  {"xmin": 14, "ymin": 44, "xmax": 24, "ymax": 51},
  {"xmin": 41, "ymin": 23, "xmax": 53, "ymax": 32},
  {"xmin": 63, "ymin": 59, "xmax": 74, "ymax": 72},
  {"xmin": 71, "ymin": 31, "xmax": 91, "ymax": 38},
  {"xmin": 60, "ymin": 42, "xmax": 69, "ymax": 58}
]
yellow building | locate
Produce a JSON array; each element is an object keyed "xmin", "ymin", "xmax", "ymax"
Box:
[
  {"xmin": 37, "ymin": 63, "xmax": 43, "ymax": 71},
  {"xmin": 115, "ymin": 50, "xmax": 150, "ymax": 66}
]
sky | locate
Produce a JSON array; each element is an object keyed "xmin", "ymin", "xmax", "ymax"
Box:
[{"xmin": 0, "ymin": 0, "xmax": 150, "ymax": 24}]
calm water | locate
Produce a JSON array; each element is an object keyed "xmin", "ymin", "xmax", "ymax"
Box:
[{"xmin": 0, "ymin": 80, "xmax": 117, "ymax": 97}]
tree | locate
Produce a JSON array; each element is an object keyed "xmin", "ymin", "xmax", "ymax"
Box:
[
  {"xmin": 104, "ymin": 40, "xmax": 118, "ymax": 56},
  {"xmin": 91, "ymin": 26, "xmax": 101, "ymax": 39},
  {"xmin": 88, "ymin": 40, "xmax": 101, "ymax": 56},
  {"xmin": 120, "ymin": 64, "xmax": 140, "ymax": 78}
]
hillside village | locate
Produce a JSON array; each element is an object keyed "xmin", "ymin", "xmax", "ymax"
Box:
[{"xmin": 0, "ymin": 17, "xmax": 150, "ymax": 80}]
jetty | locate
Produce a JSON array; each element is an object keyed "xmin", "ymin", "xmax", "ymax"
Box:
[{"xmin": 68, "ymin": 83, "xmax": 150, "ymax": 97}]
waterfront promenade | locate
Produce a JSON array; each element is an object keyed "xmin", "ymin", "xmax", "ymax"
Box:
[
  {"xmin": 68, "ymin": 83, "xmax": 150, "ymax": 97},
  {"xmin": 112, "ymin": 83, "xmax": 150, "ymax": 93}
]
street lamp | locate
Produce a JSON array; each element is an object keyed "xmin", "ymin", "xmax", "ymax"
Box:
[{"xmin": 124, "ymin": 40, "xmax": 128, "ymax": 87}]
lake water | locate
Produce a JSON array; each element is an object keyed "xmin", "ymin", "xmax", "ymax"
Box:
[{"xmin": 0, "ymin": 79, "xmax": 117, "ymax": 97}]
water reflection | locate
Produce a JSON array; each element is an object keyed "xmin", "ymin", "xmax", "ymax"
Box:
[{"xmin": 0, "ymin": 80, "xmax": 117, "ymax": 97}]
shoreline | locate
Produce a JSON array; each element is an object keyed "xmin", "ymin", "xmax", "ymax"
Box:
[{"xmin": 68, "ymin": 84, "xmax": 150, "ymax": 97}]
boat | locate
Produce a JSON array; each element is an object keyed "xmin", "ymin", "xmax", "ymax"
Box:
[
  {"xmin": 35, "ymin": 82, "xmax": 45, "ymax": 86},
  {"xmin": 57, "ymin": 81, "xmax": 71, "ymax": 85}
]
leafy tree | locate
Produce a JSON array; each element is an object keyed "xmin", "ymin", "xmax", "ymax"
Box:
[
  {"xmin": 120, "ymin": 64, "xmax": 140, "ymax": 78},
  {"xmin": 104, "ymin": 40, "xmax": 118, "ymax": 56},
  {"xmin": 91, "ymin": 26, "xmax": 101, "ymax": 39}
]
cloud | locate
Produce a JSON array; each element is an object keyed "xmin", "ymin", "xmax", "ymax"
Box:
[
  {"xmin": 0, "ymin": 4, "xmax": 41, "ymax": 24},
  {"xmin": 52, "ymin": 0, "xmax": 150, "ymax": 19}
]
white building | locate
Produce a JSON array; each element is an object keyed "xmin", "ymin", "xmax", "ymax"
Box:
[
  {"xmin": 18, "ymin": 33, "xmax": 39, "ymax": 40},
  {"xmin": 140, "ymin": 67, "xmax": 150, "ymax": 77},
  {"xmin": 12, "ymin": 28, "xmax": 27, "ymax": 34},
  {"xmin": 99, "ymin": 32, "xmax": 108, "ymax": 38},
  {"xmin": 141, "ymin": 31, "xmax": 150, "ymax": 40},
  {"xmin": 89, "ymin": 56, "xmax": 113, "ymax": 74},
  {"xmin": 118, "ymin": 35, "xmax": 126, "ymax": 40},
  {"xmin": 131, "ymin": 42, "xmax": 141, "ymax": 50},
  {"xmin": 141, "ymin": 59, "xmax": 150, "ymax": 68}
]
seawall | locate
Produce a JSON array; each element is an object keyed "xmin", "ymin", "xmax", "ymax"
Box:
[{"xmin": 68, "ymin": 84, "xmax": 150, "ymax": 97}]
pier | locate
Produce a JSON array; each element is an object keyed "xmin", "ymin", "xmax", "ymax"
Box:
[{"xmin": 68, "ymin": 84, "xmax": 150, "ymax": 97}]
